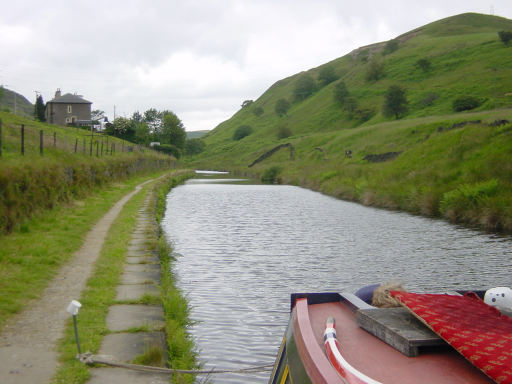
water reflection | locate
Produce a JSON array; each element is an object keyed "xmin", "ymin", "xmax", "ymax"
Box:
[{"xmin": 162, "ymin": 178, "xmax": 512, "ymax": 383}]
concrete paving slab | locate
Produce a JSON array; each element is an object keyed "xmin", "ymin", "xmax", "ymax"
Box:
[
  {"xmin": 88, "ymin": 367, "xmax": 170, "ymax": 384},
  {"xmin": 121, "ymin": 270, "xmax": 160, "ymax": 284},
  {"xmin": 125, "ymin": 264, "xmax": 161, "ymax": 272},
  {"xmin": 125, "ymin": 256, "xmax": 159, "ymax": 264},
  {"xmin": 98, "ymin": 332, "xmax": 166, "ymax": 363},
  {"xmin": 116, "ymin": 284, "xmax": 160, "ymax": 301},
  {"xmin": 106, "ymin": 305, "xmax": 165, "ymax": 331}
]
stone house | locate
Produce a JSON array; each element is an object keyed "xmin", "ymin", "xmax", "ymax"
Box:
[{"xmin": 45, "ymin": 89, "xmax": 92, "ymax": 126}]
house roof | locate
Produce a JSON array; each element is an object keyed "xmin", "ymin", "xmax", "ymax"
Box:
[{"xmin": 47, "ymin": 93, "xmax": 92, "ymax": 104}]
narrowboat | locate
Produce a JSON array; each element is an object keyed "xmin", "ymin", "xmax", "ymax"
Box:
[{"xmin": 268, "ymin": 287, "xmax": 512, "ymax": 384}]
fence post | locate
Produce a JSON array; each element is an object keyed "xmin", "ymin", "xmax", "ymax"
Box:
[
  {"xmin": 0, "ymin": 119, "xmax": 2, "ymax": 157},
  {"xmin": 75, "ymin": 138, "xmax": 78, "ymax": 153},
  {"xmin": 40, "ymin": 130, "xmax": 44, "ymax": 155},
  {"xmin": 53, "ymin": 132, "xmax": 56, "ymax": 147},
  {"xmin": 89, "ymin": 138, "xmax": 93, "ymax": 156},
  {"xmin": 21, "ymin": 124, "xmax": 25, "ymax": 155},
  {"xmin": 83, "ymin": 138, "xmax": 86, "ymax": 154},
  {"xmin": 101, "ymin": 141, "xmax": 103, "ymax": 156},
  {"xmin": 96, "ymin": 141, "xmax": 99, "ymax": 157}
]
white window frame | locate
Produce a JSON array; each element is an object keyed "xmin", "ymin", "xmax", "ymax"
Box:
[{"xmin": 67, "ymin": 105, "xmax": 72, "ymax": 113}]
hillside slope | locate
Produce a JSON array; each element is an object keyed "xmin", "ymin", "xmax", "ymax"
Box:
[
  {"xmin": 0, "ymin": 88, "xmax": 33, "ymax": 119},
  {"xmin": 186, "ymin": 13, "xmax": 512, "ymax": 232}
]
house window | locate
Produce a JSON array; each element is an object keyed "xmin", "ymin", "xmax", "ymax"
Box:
[
  {"xmin": 65, "ymin": 117, "xmax": 72, "ymax": 124},
  {"xmin": 67, "ymin": 105, "xmax": 72, "ymax": 113}
]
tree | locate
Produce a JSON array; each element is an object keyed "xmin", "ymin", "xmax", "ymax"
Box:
[
  {"xmin": 452, "ymin": 95, "xmax": 481, "ymax": 112},
  {"xmin": 161, "ymin": 111, "xmax": 186, "ymax": 149},
  {"xmin": 277, "ymin": 125, "xmax": 292, "ymax": 139},
  {"xmin": 241, "ymin": 100, "xmax": 254, "ymax": 108},
  {"xmin": 318, "ymin": 66, "xmax": 338, "ymax": 86},
  {"xmin": 275, "ymin": 98, "xmax": 290, "ymax": 117},
  {"xmin": 383, "ymin": 85, "xmax": 408, "ymax": 119},
  {"xmin": 253, "ymin": 106, "xmax": 264, "ymax": 117},
  {"xmin": 416, "ymin": 58, "xmax": 431, "ymax": 72},
  {"xmin": 185, "ymin": 138, "xmax": 206, "ymax": 155},
  {"xmin": 293, "ymin": 73, "xmax": 316, "ymax": 101},
  {"xmin": 109, "ymin": 117, "xmax": 135, "ymax": 139},
  {"xmin": 134, "ymin": 122, "xmax": 151, "ymax": 145},
  {"xmin": 343, "ymin": 97, "xmax": 359, "ymax": 115},
  {"xmin": 233, "ymin": 125, "xmax": 253, "ymax": 141},
  {"xmin": 333, "ymin": 81, "xmax": 349, "ymax": 104},
  {"xmin": 383, "ymin": 40, "xmax": 399, "ymax": 55},
  {"xmin": 131, "ymin": 111, "xmax": 143, "ymax": 123},
  {"xmin": 143, "ymin": 108, "xmax": 163, "ymax": 133},
  {"xmin": 34, "ymin": 95, "xmax": 46, "ymax": 122},
  {"xmin": 498, "ymin": 31, "xmax": 512, "ymax": 45},
  {"xmin": 366, "ymin": 59, "xmax": 385, "ymax": 82}
]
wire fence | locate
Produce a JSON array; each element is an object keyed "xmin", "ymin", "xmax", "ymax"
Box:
[{"xmin": 0, "ymin": 121, "xmax": 145, "ymax": 158}]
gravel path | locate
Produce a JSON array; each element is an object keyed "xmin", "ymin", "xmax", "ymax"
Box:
[{"xmin": 0, "ymin": 179, "xmax": 154, "ymax": 384}]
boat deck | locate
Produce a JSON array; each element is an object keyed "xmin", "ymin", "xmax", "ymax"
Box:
[{"xmin": 306, "ymin": 300, "xmax": 494, "ymax": 384}]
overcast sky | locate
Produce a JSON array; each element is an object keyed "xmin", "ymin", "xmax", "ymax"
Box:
[{"xmin": 1, "ymin": 1, "xmax": 511, "ymax": 131}]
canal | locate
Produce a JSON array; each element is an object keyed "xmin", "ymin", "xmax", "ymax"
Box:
[{"xmin": 161, "ymin": 176, "xmax": 511, "ymax": 383}]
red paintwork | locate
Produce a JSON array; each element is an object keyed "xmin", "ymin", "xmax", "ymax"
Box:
[
  {"xmin": 294, "ymin": 298, "xmax": 344, "ymax": 383},
  {"xmin": 292, "ymin": 298, "xmax": 494, "ymax": 384}
]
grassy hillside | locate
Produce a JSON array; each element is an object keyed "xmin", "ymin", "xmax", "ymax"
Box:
[
  {"xmin": 185, "ymin": 13, "xmax": 512, "ymax": 232},
  {"xmin": 0, "ymin": 88, "xmax": 33, "ymax": 119}
]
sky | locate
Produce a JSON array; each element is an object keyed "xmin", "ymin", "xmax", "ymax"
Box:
[{"xmin": 1, "ymin": 1, "xmax": 512, "ymax": 131}]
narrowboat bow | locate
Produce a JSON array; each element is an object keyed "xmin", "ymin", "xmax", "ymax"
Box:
[{"xmin": 269, "ymin": 289, "xmax": 512, "ymax": 384}]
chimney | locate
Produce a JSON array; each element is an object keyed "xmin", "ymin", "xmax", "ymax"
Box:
[{"xmin": 55, "ymin": 88, "xmax": 61, "ymax": 98}]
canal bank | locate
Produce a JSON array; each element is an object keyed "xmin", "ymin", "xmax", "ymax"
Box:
[{"xmin": 0, "ymin": 171, "xmax": 196, "ymax": 384}]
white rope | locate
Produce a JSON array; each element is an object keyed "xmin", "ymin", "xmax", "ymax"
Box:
[{"xmin": 79, "ymin": 353, "xmax": 274, "ymax": 375}]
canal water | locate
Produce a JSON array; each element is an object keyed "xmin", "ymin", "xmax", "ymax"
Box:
[{"xmin": 161, "ymin": 176, "xmax": 512, "ymax": 383}]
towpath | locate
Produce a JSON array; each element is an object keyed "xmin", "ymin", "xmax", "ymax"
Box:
[{"xmin": 0, "ymin": 178, "xmax": 155, "ymax": 384}]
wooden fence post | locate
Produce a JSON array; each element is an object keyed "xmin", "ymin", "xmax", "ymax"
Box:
[
  {"xmin": 53, "ymin": 132, "xmax": 56, "ymax": 147},
  {"xmin": 40, "ymin": 130, "xmax": 44, "ymax": 155},
  {"xmin": 83, "ymin": 138, "xmax": 86, "ymax": 154},
  {"xmin": 74, "ymin": 138, "xmax": 78, "ymax": 153},
  {"xmin": 89, "ymin": 138, "xmax": 93, "ymax": 156},
  {"xmin": 96, "ymin": 141, "xmax": 99, "ymax": 157},
  {"xmin": 101, "ymin": 141, "xmax": 103, "ymax": 156},
  {"xmin": 21, "ymin": 124, "xmax": 25, "ymax": 155}
]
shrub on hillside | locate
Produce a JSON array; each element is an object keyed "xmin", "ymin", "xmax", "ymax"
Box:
[
  {"xmin": 185, "ymin": 138, "xmax": 206, "ymax": 155},
  {"xmin": 233, "ymin": 125, "xmax": 253, "ymax": 141},
  {"xmin": 383, "ymin": 40, "xmax": 399, "ymax": 55},
  {"xmin": 252, "ymin": 106, "xmax": 264, "ymax": 117},
  {"xmin": 365, "ymin": 59, "xmax": 385, "ymax": 82},
  {"xmin": 498, "ymin": 31, "xmax": 512, "ymax": 45},
  {"xmin": 353, "ymin": 107, "xmax": 375, "ymax": 123},
  {"xmin": 416, "ymin": 58, "xmax": 431, "ymax": 72},
  {"xmin": 261, "ymin": 166, "xmax": 282, "ymax": 184},
  {"xmin": 293, "ymin": 74, "xmax": 316, "ymax": 101},
  {"xmin": 333, "ymin": 81, "xmax": 349, "ymax": 104},
  {"xmin": 343, "ymin": 97, "xmax": 359, "ymax": 115},
  {"xmin": 452, "ymin": 95, "xmax": 481, "ymax": 112},
  {"xmin": 277, "ymin": 125, "xmax": 292, "ymax": 139},
  {"xmin": 383, "ymin": 85, "xmax": 408, "ymax": 120},
  {"xmin": 153, "ymin": 144, "xmax": 181, "ymax": 158},
  {"xmin": 318, "ymin": 66, "xmax": 339, "ymax": 86},
  {"xmin": 275, "ymin": 98, "xmax": 291, "ymax": 117}
]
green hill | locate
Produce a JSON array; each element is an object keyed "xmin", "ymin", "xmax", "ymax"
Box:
[
  {"xmin": 0, "ymin": 88, "xmax": 34, "ymax": 119},
  {"xmin": 186, "ymin": 13, "xmax": 512, "ymax": 232}
]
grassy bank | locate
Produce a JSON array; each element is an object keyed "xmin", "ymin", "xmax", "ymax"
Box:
[
  {"xmin": 0, "ymin": 172, "xmax": 164, "ymax": 332},
  {"xmin": 0, "ymin": 111, "xmax": 175, "ymax": 234},
  {"xmin": 50, "ymin": 171, "xmax": 196, "ymax": 383}
]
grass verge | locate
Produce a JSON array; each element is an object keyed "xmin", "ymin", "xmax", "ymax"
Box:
[
  {"xmin": 0, "ymin": 170, "xmax": 168, "ymax": 332},
  {"xmin": 50, "ymin": 171, "xmax": 196, "ymax": 383}
]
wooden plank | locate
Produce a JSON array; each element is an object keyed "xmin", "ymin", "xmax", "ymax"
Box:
[{"xmin": 356, "ymin": 308, "xmax": 445, "ymax": 357}]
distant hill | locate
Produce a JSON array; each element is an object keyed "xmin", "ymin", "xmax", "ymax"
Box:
[
  {"xmin": 186, "ymin": 130, "xmax": 209, "ymax": 139},
  {"xmin": 185, "ymin": 13, "xmax": 512, "ymax": 233},
  {"xmin": 0, "ymin": 88, "xmax": 34, "ymax": 119}
]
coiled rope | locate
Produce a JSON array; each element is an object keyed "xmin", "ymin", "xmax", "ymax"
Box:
[{"xmin": 79, "ymin": 353, "xmax": 274, "ymax": 375}]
